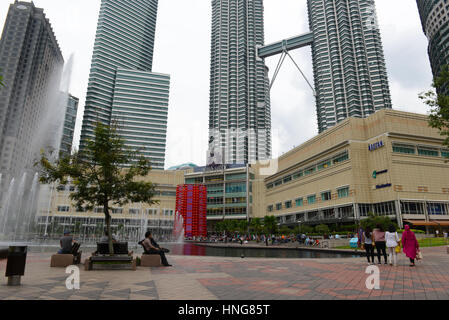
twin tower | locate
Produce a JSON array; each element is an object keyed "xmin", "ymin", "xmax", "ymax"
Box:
[{"xmin": 80, "ymin": 0, "xmax": 392, "ymax": 167}]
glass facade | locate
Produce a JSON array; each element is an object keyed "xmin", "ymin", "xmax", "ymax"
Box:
[
  {"xmin": 79, "ymin": 0, "xmax": 169, "ymax": 169},
  {"xmin": 307, "ymin": 0, "xmax": 392, "ymax": 133},
  {"xmin": 417, "ymin": 0, "xmax": 449, "ymax": 93},
  {"xmin": 59, "ymin": 95, "xmax": 79, "ymax": 157},
  {"xmin": 208, "ymin": 0, "xmax": 271, "ymax": 164}
]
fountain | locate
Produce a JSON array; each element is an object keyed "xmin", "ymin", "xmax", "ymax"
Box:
[
  {"xmin": 172, "ymin": 212, "xmax": 185, "ymax": 243},
  {"xmin": 0, "ymin": 54, "xmax": 74, "ymax": 245}
]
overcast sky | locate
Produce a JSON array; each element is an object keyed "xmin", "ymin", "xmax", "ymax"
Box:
[{"xmin": 0, "ymin": 0, "xmax": 434, "ymax": 169}]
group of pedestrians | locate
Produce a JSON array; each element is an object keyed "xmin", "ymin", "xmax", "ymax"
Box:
[{"xmin": 361, "ymin": 224, "xmax": 420, "ymax": 267}]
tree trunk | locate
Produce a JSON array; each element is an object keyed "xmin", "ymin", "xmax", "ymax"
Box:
[{"xmin": 104, "ymin": 205, "xmax": 114, "ymax": 255}]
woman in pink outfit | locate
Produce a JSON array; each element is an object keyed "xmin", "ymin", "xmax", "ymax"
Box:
[{"xmin": 401, "ymin": 225, "xmax": 420, "ymax": 267}]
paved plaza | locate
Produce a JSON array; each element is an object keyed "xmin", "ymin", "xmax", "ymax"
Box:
[{"xmin": 0, "ymin": 246, "xmax": 448, "ymax": 300}]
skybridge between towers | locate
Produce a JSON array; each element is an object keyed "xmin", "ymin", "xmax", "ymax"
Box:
[
  {"xmin": 258, "ymin": 32, "xmax": 316, "ymax": 96},
  {"xmin": 258, "ymin": 32, "xmax": 314, "ymax": 59}
]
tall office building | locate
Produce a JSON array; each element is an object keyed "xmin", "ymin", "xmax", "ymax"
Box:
[
  {"xmin": 208, "ymin": 0, "xmax": 271, "ymax": 165},
  {"xmin": 59, "ymin": 94, "xmax": 79, "ymax": 157},
  {"xmin": 0, "ymin": 1, "xmax": 64, "ymax": 179},
  {"xmin": 307, "ymin": 0, "xmax": 392, "ymax": 133},
  {"xmin": 79, "ymin": 0, "xmax": 169, "ymax": 169},
  {"xmin": 417, "ymin": 0, "xmax": 449, "ymax": 91}
]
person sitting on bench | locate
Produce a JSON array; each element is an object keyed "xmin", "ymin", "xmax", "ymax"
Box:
[
  {"xmin": 141, "ymin": 231, "xmax": 172, "ymax": 267},
  {"xmin": 58, "ymin": 230, "xmax": 75, "ymax": 254}
]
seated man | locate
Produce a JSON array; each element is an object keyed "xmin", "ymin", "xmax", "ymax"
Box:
[
  {"xmin": 58, "ymin": 230, "xmax": 74, "ymax": 254},
  {"xmin": 141, "ymin": 231, "xmax": 172, "ymax": 267}
]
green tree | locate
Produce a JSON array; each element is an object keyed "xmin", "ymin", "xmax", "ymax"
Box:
[
  {"xmin": 280, "ymin": 226, "xmax": 292, "ymax": 235},
  {"xmin": 263, "ymin": 215, "xmax": 278, "ymax": 234},
  {"xmin": 420, "ymin": 64, "xmax": 449, "ymax": 149},
  {"xmin": 36, "ymin": 122, "xmax": 158, "ymax": 255},
  {"xmin": 315, "ymin": 224, "xmax": 329, "ymax": 235},
  {"xmin": 238, "ymin": 220, "xmax": 249, "ymax": 235},
  {"xmin": 0, "ymin": 69, "xmax": 4, "ymax": 87},
  {"xmin": 360, "ymin": 213, "xmax": 396, "ymax": 231},
  {"xmin": 250, "ymin": 218, "xmax": 263, "ymax": 235}
]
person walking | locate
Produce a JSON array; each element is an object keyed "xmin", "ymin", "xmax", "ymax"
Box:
[
  {"xmin": 373, "ymin": 224, "xmax": 387, "ymax": 265},
  {"xmin": 402, "ymin": 225, "xmax": 420, "ymax": 267},
  {"xmin": 385, "ymin": 225, "xmax": 400, "ymax": 266},
  {"xmin": 362, "ymin": 226, "xmax": 375, "ymax": 265}
]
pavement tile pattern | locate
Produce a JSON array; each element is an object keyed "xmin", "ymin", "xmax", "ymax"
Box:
[{"xmin": 0, "ymin": 246, "xmax": 448, "ymax": 300}]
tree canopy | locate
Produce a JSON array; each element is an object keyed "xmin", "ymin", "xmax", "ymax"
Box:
[
  {"xmin": 420, "ymin": 64, "xmax": 449, "ymax": 149},
  {"xmin": 36, "ymin": 122, "xmax": 158, "ymax": 254}
]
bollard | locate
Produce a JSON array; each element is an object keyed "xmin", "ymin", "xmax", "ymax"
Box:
[{"xmin": 5, "ymin": 246, "xmax": 28, "ymax": 286}]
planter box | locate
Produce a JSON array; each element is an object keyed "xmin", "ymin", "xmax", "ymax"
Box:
[
  {"xmin": 87, "ymin": 255, "xmax": 136, "ymax": 271},
  {"xmin": 140, "ymin": 254, "xmax": 162, "ymax": 267}
]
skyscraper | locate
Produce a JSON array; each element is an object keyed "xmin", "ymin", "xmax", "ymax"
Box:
[
  {"xmin": 79, "ymin": 0, "xmax": 169, "ymax": 169},
  {"xmin": 416, "ymin": 0, "xmax": 449, "ymax": 89},
  {"xmin": 208, "ymin": 0, "xmax": 271, "ymax": 165},
  {"xmin": 307, "ymin": 0, "xmax": 392, "ymax": 133},
  {"xmin": 0, "ymin": 1, "xmax": 64, "ymax": 179},
  {"xmin": 59, "ymin": 94, "xmax": 79, "ymax": 157}
]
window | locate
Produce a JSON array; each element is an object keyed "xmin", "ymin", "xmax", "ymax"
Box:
[
  {"xmin": 417, "ymin": 147, "xmax": 439, "ymax": 157},
  {"xmin": 393, "ymin": 144, "xmax": 415, "ymax": 154},
  {"xmin": 283, "ymin": 176, "xmax": 292, "ymax": 183},
  {"xmin": 295, "ymin": 198, "xmax": 303, "ymax": 207},
  {"xmin": 321, "ymin": 191, "xmax": 331, "ymax": 201},
  {"xmin": 129, "ymin": 208, "xmax": 141, "ymax": 215},
  {"xmin": 307, "ymin": 195, "xmax": 316, "ymax": 204},
  {"xmin": 274, "ymin": 179, "xmax": 282, "ymax": 186},
  {"xmin": 285, "ymin": 201, "xmax": 292, "ymax": 209},
  {"xmin": 292, "ymin": 171, "xmax": 303, "ymax": 179},
  {"xmin": 318, "ymin": 160, "xmax": 331, "ymax": 171},
  {"xmin": 338, "ymin": 187, "xmax": 349, "ymax": 198},
  {"xmin": 442, "ymin": 149, "xmax": 449, "ymax": 158},
  {"xmin": 94, "ymin": 207, "xmax": 104, "ymax": 213},
  {"xmin": 276, "ymin": 203, "xmax": 282, "ymax": 210},
  {"xmin": 333, "ymin": 152, "xmax": 349, "ymax": 164},
  {"xmin": 57, "ymin": 206, "xmax": 70, "ymax": 212},
  {"xmin": 304, "ymin": 166, "xmax": 316, "ymax": 176},
  {"xmin": 147, "ymin": 209, "xmax": 158, "ymax": 215},
  {"xmin": 268, "ymin": 205, "xmax": 273, "ymax": 212},
  {"xmin": 112, "ymin": 208, "xmax": 123, "ymax": 214}
]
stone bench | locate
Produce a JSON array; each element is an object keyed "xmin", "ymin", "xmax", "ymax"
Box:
[
  {"xmin": 50, "ymin": 254, "xmax": 80, "ymax": 268},
  {"xmin": 140, "ymin": 254, "xmax": 162, "ymax": 267}
]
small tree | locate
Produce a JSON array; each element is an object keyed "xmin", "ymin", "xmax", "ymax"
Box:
[
  {"xmin": 420, "ymin": 64, "xmax": 449, "ymax": 150},
  {"xmin": 0, "ymin": 69, "xmax": 4, "ymax": 87},
  {"xmin": 36, "ymin": 122, "xmax": 158, "ymax": 255},
  {"xmin": 250, "ymin": 218, "xmax": 263, "ymax": 236},
  {"xmin": 315, "ymin": 224, "xmax": 329, "ymax": 235},
  {"xmin": 263, "ymin": 215, "xmax": 278, "ymax": 235},
  {"xmin": 360, "ymin": 213, "xmax": 396, "ymax": 231}
]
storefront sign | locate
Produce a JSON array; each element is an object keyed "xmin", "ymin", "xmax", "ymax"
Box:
[
  {"xmin": 372, "ymin": 169, "xmax": 388, "ymax": 179},
  {"xmin": 375, "ymin": 183, "xmax": 392, "ymax": 189},
  {"xmin": 369, "ymin": 141, "xmax": 384, "ymax": 151}
]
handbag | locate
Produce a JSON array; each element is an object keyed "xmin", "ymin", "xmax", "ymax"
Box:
[
  {"xmin": 417, "ymin": 250, "xmax": 423, "ymax": 260},
  {"xmin": 395, "ymin": 245, "xmax": 401, "ymax": 253}
]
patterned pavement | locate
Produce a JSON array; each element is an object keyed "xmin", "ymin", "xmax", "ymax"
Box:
[{"xmin": 0, "ymin": 246, "xmax": 448, "ymax": 300}]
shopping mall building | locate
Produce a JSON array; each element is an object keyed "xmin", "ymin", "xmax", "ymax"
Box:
[
  {"xmin": 39, "ymin": 110, "xmax": 449, "ymax": 235},
  {"xmin": 262, "ymin": 109, "xmax": 449, "ymax": 230}
]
